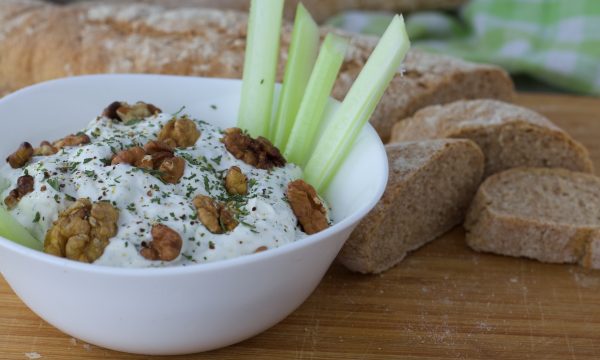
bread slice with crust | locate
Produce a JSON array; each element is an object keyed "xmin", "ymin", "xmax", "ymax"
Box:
[
  {"xmin": 465, "ymin": 167, "xmax": 600, "ymax": 269},
  {"xmin": 338, "ymin": 139, "xmax": 484, "ymax": 274},
  {"xmin": 390, "ymin": 99, "xmax": 593, "ymax": 177}
]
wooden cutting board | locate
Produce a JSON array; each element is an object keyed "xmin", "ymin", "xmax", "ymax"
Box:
[{"xmin": 1, "ymin": 93, "xmax": 599, "ymax": 360}]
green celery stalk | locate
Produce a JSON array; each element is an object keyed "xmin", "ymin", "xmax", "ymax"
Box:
[
  {"xmin": 304, "ymin": 15, "xmax": 411, "ymax": 192},
  {"xmin": 0, "ymin": 206, "xmax": 43, "ymax": 251},
  {"xmin": 272, "ymin": 3, "xmax": 320, "ymax": 148},
  {"xmin": 284, "ymin": 33, "xmax": 349, "ymax": 167},
  {"xmin": 237, "ymin": 0, "xmax": 285, "ymax": 138}
]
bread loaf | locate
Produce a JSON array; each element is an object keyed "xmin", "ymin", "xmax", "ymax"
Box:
[
  {"xmin": 338, "ymin": 139, "xmax": 484, "ymax": 274},
  {"xmin": 0, "ymin": 0, "xmax": 514, "ymax": 141},
  {"xmin": 390, "ymin": 100, "xmax": 593, "ymax": 176},
  {"xmin": 46, "ymin": 0, "xmax": 469, "ymax": 23},
  {"xmin": 465, "ymin": 167, "xmax": 600, "ymax": 269}
]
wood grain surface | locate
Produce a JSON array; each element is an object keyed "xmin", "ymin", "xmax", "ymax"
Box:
[{"xmin": 1, "ymin": 93, "xmax": 599, "ymax": 360}]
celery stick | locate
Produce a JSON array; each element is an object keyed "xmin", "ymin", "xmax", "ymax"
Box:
[
  {"xmin": 272, "ymin": 4, "xmax": 320, "ymax": 148},
  {"xmin": 0, "ymin": 206, "xmax": 42, "ymax": 251},
  {"xmin": 284, "ymin": 33, "xmax": 349, "ymax": 167},
  {"xmin": 237, "ymin": 0, "xmax": 285, "ymax": 138},
  {"xmin": 304, "ymin": 15, "xmax": 411, "ymax": 192}
]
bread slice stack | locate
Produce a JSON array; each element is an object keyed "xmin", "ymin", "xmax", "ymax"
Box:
[{"xmin": 341, "ymin": 98, "xmax": 598, "ymax": 273}]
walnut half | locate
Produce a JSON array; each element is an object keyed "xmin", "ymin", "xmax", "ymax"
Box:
[
  {"xmin": 33, "ymin": 141, "xmax": 58, "ymax": 156},
  {"xmin": 224, "ymin": 166, "xmax": 248, "ymax": 195},
  {"xmin": 102, "ymin": 101, "xmax": 162, "ymax": 124},
  {"xmin": 158, "ymin": 118, "xmax": 201, "ymax": 148},
  {"xmin": 4, "ymin": 175, "xmax": 34, "ymax": 209},
  {"xmin": 111, "ymin": 141, "xmax": 185, "ymax": 184},
  {"xmin": 158, "ymin": 157, "xmax": 186, "ymax": 184},
  {"xmin": 111, "ymin": 146, "xmax": 146, "ymax": 166},
  {"xmin": 53, "ymin": 133, "xmax": 91, "ymax": 149},
  {"xmin": 6, "ymin": 133, "xmax": 91, "ymax": 167},
  {"xmin": 140, "ymin": 224, "xmax": 183, "ymax": 261},
  {"xmin": 44, "ymin": 199, "xmax": 119, "ymax": 263},
  {"xmin": 31, "ymin": 134, "xmax": 90, "ymax": 158},
  {"xmin": 286, "ymin": 180, "xmax": 329, "ymax": 235},
  {"xmin": 222, "ymin": 128, "xmax": 286, "ymax": 170},
  {"xmin": 6, "ymin": 142, "xmax": 33, "ymax": 168},
  {"xmin": 193, "ymin": 195, "xmax": 238, "ymax": 234},
  {"xmin": 144, "ymin": 140, "xmax": 177, "ymax": 168}
]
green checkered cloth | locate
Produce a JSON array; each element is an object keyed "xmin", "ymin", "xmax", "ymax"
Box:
[{"xmin": 328, "ymin": 0, "xmax": 600, "ymax": 95}]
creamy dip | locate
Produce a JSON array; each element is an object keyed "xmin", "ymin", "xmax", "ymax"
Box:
[{"xmin": 0, "ymin": 110, "xmax": 323, "ymax": 267}]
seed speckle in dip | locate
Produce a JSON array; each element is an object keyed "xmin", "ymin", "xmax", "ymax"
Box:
[{"xmin": 0, "ymin": 103, "xmax": 331, "ymax": 267}]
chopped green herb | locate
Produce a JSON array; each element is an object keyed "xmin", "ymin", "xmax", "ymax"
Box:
[
  {"xmin": 47, "ymin": 178, "xmax": 60, "ymax": 191},
  {"xmin": 67, "ymin": 162, "xmax": 78, "ymax": 172},
  {"xmin": 125, "ymin": 119, "xmax": 144, "ymax": 126},
  {"xmin": 240, "ymin": 220, "xmax": 259, "ymax": 233},
  {"xmin": 33, "ymin": 212, "xmax": 41, "ymax": 223},
  {"xmin": 211, "ymin": 155, "xmax": 222, "ymax": 165},
  {"xmin": 180, "ymin": 153, "xmax": 201, "ymax": 166},
  {"xmin": 182, "ymin": 253, "xmax": 196, "ymax": 262},
  {"xmin": 248, "ymin": 178, "xmax": 258, "ymax": 189},
  {"xmin": 173, "ymin": 105, "xmax": 186, "ymax": 117},
  {"xmin": 186, "ymin": 185, "xmax": 197, "ymax": 198},
  {"xmin": 91, "ymin": 128, "xmax": 102, "ymax": 138},
  {"xmin": 203, "ymin": 175, "xmax": 210, "ymax": 193},
  {"xmin": 134, "ymin": 168, "xmax": 166, "ymax": 184},
  {"xmin": 84, "ymin": 170, "xmax": 96, "ymax": 178}
]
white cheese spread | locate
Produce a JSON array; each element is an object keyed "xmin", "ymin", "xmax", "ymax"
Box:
[{"xmin": 0, "ymin": 110, "xmax": 322, "ymax": 267}]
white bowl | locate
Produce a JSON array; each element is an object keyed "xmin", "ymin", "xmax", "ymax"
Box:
[{"xmin": 0, "ymin": 74, "xmax": 388, "ymax": 355}]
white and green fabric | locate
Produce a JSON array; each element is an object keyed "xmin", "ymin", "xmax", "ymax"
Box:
[{"xmin": 328, "ymin": 0, "xmax": 600, "ymax": 95}]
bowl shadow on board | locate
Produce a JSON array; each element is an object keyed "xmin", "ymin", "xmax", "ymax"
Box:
[{"xmin": 0, "ymin": 74, "xmax": 388, "ymax": 355}]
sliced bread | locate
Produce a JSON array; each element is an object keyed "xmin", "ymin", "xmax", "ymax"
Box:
[
  {"xmin": 465, "ymin": 167, "xmax": 600, "ymax": 269},
  {"xmin": 390, "ymin": 99, "xmax": 593, "ymax": 177},
  {"xmin": 338, "ymin": 139, "xmax": 484, "ymax": 274}
]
